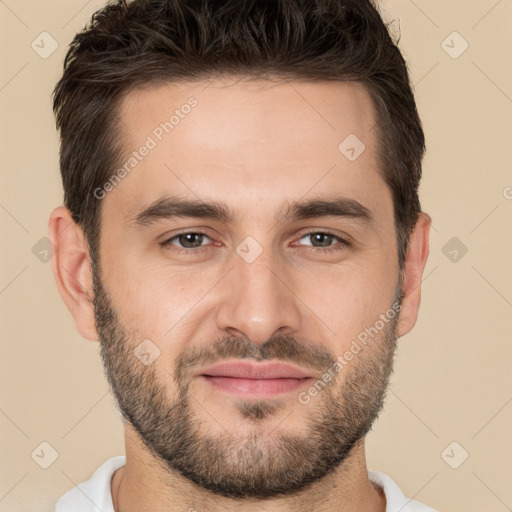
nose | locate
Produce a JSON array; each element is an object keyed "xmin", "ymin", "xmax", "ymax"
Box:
[{"xmin": 215, "ymin": 250, "xmax": 302, "ymax": 344}]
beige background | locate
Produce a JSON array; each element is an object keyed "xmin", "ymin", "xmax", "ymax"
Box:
[{"xmin": 1, "ymin": 1, "xmax": 511, "ymax": 511}]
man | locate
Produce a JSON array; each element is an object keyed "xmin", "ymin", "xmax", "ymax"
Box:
[{"xmin": 50, "ymin": 0, "xmax": 435, "ymax": 510}]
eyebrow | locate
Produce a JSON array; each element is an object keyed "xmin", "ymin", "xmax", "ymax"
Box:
[{"xmin": 130, "ymin": 194, "xmax": 374, "ymax": 228}]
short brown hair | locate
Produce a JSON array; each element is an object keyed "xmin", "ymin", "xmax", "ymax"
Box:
[{"xmin": 53, "ymin": 0, "xmax": 425, "ymax": 269}]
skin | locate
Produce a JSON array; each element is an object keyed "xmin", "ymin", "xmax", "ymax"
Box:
[{"xmin": 49, "ymin": 77, "xmax": 431, "ymax": 512}]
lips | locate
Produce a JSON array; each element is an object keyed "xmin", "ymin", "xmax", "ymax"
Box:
[
  {"xmin": 197, "ymin": 361, "xmax": 313, "ymax": 380},
  {"xmin": 196, "ymin": 361, "xmax": 314, "ymax": 397}
]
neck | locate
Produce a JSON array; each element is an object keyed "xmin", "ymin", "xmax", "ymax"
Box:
[{"xmin": 111, "ymin": 427, "xmax": 386, "ymax": 512}]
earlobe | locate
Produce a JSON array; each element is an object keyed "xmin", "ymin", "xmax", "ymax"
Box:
[
  {"xmin": 396, "ymin": 212, "xmax": 431, "ymax": 339},
  {"xmin": 48, "ymin": 206, "xmax": 99, "ymax": 341}
]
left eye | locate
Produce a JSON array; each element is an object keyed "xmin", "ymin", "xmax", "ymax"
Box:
[{"xmin": 298, "ymin": 232, "xmax": 343, "ymax": 248}]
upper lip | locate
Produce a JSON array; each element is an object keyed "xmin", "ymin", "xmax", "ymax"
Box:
[{"xmin": 197, "ymin": 361, "xmax": 313, "ymax": 379}]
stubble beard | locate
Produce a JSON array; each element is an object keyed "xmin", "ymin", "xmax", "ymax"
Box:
[{"xmin": 92, "ymin": 265, "xmax": 400, "ymax": 499}]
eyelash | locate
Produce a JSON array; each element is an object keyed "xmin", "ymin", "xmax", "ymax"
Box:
[{"xmin": 160, "ymin": 230, "xmax": 351, "ymax": 256}]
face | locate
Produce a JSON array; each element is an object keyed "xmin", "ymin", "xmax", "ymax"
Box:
[{"xmin": 93, "ymin": 78, "xmax": 403, "ymax": 498}]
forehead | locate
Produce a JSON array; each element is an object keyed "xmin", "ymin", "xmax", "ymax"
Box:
[
  {"xmin": 107, "ymin": 78, "xmax": 389, "ymax": 223},
  {"xmin": 117, "ymin": 77, "xmax": 377, "ymax": 151}
]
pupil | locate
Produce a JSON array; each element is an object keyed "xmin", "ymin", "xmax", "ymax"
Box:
[
  {"xmin": 313, "ymin": 233, "xmax": 332, "ymax": 247},
  {"xmin": 180, "ymin": 233, "xmax": 202, "ymax": 248}
]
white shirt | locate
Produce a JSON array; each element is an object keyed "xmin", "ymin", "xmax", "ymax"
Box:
[{"xmin": 55, "ymin": 456, "xmax": 438, "ymax": 511}]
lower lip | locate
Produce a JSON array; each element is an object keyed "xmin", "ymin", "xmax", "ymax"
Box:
[{"xmin": 199, "ymin": 375, "xmax": 313, "ymax": 397}]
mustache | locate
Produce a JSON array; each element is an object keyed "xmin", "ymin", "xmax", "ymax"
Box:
[{"xmin": 173, "ymin": 334, "xmax": 337, "ymax": 384}]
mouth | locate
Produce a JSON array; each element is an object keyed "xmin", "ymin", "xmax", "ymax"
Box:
[{"xmin": 195, "ymin": 360, "xmax": 315, "ymax": 397}]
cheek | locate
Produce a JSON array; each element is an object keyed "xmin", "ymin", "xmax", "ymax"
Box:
[
  {"xmin": 293, "ymin": 254, "xmax": 398, "ymax": 345},
  {"xmin": 104, "ymin": 254, "xmax": 222, "ymax": 341}
]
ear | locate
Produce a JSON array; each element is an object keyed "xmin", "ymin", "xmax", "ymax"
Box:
[
  {"xmin": 396, "ymin": 212, "xmax": 431, "ymax": 338},
  {"xmin": 49, "ymin": 206, "xmax": 99, "ymax": 341}
]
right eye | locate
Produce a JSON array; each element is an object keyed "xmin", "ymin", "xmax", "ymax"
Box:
[{"xmin": 161, "ymin": 232, "xmax": 213, "ymax": 250}]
